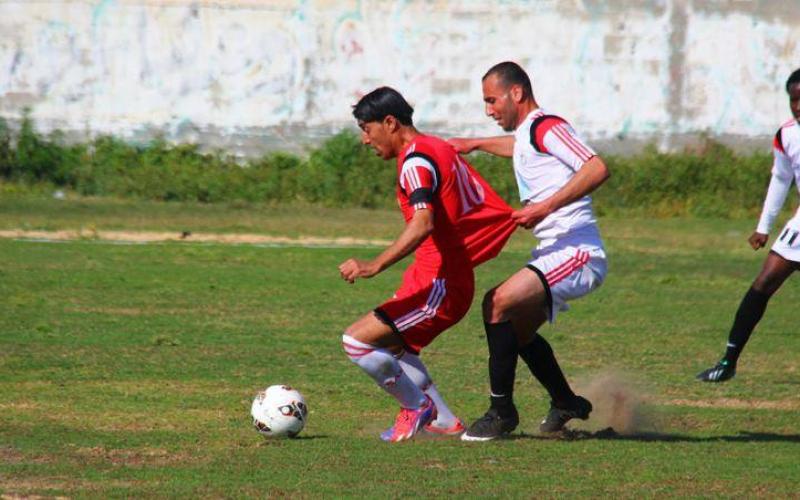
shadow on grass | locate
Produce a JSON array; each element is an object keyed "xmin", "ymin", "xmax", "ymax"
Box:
[
  {"xmin": 256, "ymin": 435, "xmax": 329, "ymax": 444},
  {"xmin": 509, "ymin": 428, "xmax": 800, "ymax": 443}
]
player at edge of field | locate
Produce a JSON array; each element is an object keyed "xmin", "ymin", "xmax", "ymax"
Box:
[
  {"xmin": 448, "ymin": 61, "xmax": 611, "ymax": 440},
  {"xmin": 339, "ymin": 87, "xmax": 517, "ymax": 442},
  {"xmin": 697, "ymin": 68, "xmax": 800, "ymax": 383}
]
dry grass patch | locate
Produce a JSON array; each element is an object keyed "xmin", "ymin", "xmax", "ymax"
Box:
[
  {"xmin": 664, "ymin": 398, "xmax": 800, "ymax": 411},
  {"xmin": 0, "ymin": 229, "xmax": 392, "ymax": 248},
  {"xmin": 2, "ymin": 380, "xmax": 242, "ymax": 433},
  {"xmin": 72, "ymin": 446, "xmax": 192, "ymax": 467},
  {"xmin": 66, "ymin": 306, "xmax": 201, "ymax": 317},
  {"xmin": 0, "ymin": 478, "xmax": 141, "ymax": 497}
]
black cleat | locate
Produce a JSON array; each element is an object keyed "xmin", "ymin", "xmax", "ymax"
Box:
[
  {"xmin": 696, "ymin": 359, "xmax": 736, "ymax": 383},
  {"xmin": 539, "ymin": 395, "xmax": 592, "ymax": 433},
  {"xmin": 461, "ymin": 406, "xmax": 519, "ymax": 442}
]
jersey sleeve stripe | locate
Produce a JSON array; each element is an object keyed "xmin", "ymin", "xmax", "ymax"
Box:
[
  {"xmin": 401, "ymin": 155, "xmax": 439, "ymax": 192},
  {"xmin": 530, "ymin": 115, "xmax": 561, "ymax": 153},
  {"xmin": 401, "ymin": 170, "xmax": 414, "ymax": 192},
  {"xmin": 410, "ymin": 166, "xmax": 421, "ymax": 190},
  {"xmin": 552, "ymin": 124, "xmax": 593, "ymax": 161},
  {"xmin": 561, "ymin": 124, "xmax": 594, "ymax": 159},
  {"xmin": 774, "ymin": 129, "xmax": 785, "ymax": 154},
  {"xmin": 551, "ymin": 125, "xmax": 583, "ymax": 158}
]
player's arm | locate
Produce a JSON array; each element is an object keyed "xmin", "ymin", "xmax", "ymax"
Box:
[
  {"xmin": 752, "ymin": 136, "xmax": 794, "ymax": 249},
  {"xmin": 340, "ymin": 154, "xmax": 439, "ymax": 283},
  {"xmin": 448, "ymin": 135, "xmax": 514, "ymax": 157},
  {"xmin": 512, "ymin": 119, "xmax": 609, "ymax": 228},
  {"xmin": 512, "ymin": 156, "xmax": 609, "ymax": 228},
  {"xmin": 338, "ymin": 209, "xmax": 433, "ymax": 283}
]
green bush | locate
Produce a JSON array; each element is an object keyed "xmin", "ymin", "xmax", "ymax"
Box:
[
  {"xmin": 598, "ymin": 142, "xmax": 772, "ymax": 217},
  {"xmin": 300, "ymin": 130, "xmax": 396, "ymax": 208},
  {"xmin": 0, "ymin": 117, "xmax": 12, "ymax": 179},
  {"xmin": 0, "ymin": 114, "xmax": 778, "ymax": 217}
]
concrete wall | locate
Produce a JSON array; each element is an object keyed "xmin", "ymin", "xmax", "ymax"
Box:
[{"xmin": 1, "ymin": 0, "xmax": 798, "ymax": 155}]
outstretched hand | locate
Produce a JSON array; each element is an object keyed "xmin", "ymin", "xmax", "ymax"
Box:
[
  {"xmin": 447, "ymin": 137, "xmax": 477, "ymax": 154},
  {"xmin": 748, "ymin": 232, "xmax": 768, "ymax": 250},
  {"xmin": 339, "ymin": 258, "xmax": 379, "ymax": 284}
]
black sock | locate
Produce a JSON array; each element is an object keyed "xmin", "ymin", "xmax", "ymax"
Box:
[
  {"xmin": 519, "ymin": 334, "xmax": 575, "ymax": 407},
  {"xmin": 723, "ymin": 286, "xmax": 771, "ymax": 365},
  {"xmin": 485, "ymin": 321, "xmax": 518, "ymax": 413}
]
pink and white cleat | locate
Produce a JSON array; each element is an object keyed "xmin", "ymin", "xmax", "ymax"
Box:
[
  {"xmin": 380, "ymin": 396, "xmax": 437, "ymax": 442},
  {"xmin": 424, "ymin": 418, "xmax": 466, "ymax": 436}
]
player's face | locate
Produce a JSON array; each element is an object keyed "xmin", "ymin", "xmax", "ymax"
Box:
[
  {"xmin": 482, "ymin": 75, "xmax": 518, "ymax": 132},
  {"xmin": 789, "ymin": 82, "xmax": 800, "ymax": 122},
  {"xmin": 358, "ymin": 119, "xmax": 395, "ymax": 160}
]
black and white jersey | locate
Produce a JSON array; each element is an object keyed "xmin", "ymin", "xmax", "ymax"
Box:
[
  {"xmin": 512, "ymin": 108, "xmax": 600, "ymax": 242},
  {"xmin": 756, "ymin": 119, "xmax": 800, "ymax": 235}
]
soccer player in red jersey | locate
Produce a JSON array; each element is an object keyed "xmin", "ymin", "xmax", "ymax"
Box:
[{"xmin": 339, "ymin": 87, "xmax": 517, "ymax": 442}]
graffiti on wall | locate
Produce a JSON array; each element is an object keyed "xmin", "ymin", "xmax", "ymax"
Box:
[{"xmin": 0, "ymin": 0, "xmax": 798, "ymax": 152}]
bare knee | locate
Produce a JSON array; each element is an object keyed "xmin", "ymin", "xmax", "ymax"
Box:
[
  {"xmin": 752, "ymin": 252, "xmax": 797, "ymax": 295},
  {"xmin": 752, "ymin": 267, "xmax": 790, "ymax": 296},
  {"xmin": 343, "ymin": 315, "xmax": 404, "ymax": 355},
  {"xmin": 482, "ymin": 287, "xmax": 513, "ymax": 323},
  {"xmin": 751, "ymin": 275, "xmax": 771, "ymax": 295},
  {"xmin": 751, "ymin": 275, "xmax": 779, "ymax": 296}
]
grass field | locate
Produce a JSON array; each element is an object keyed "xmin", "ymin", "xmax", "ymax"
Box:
[{"xmin": 2, "ymin": 195, "xmax": 799, "ymax": 497}]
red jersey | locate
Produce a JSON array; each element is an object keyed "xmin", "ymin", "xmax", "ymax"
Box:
[{"xmin": 396, "ymin": 134, "xmax": 516, "ymax": 273}]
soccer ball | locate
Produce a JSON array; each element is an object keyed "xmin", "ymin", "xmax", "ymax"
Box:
[{"xmin": 251, "ymin": 385, "xmax": 308, "ymax": 438}]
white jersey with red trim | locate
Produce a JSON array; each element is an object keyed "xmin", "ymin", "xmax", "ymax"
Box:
[
  {"xmin": 755, "ymin": 119, "xmax": 800, "ymax": 235},
  {"xmin": 512, "ymin": 108, "xmax": 601, "ymax": 242}
]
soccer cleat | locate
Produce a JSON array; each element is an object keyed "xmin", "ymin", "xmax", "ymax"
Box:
[
  {"xmin": 424, "ymin": 418, "xmax": 466, "ymax": 436},
  {"xmin": 696, "ymin": 359, "xmax": 736, "ymax": 383},
  {"xmin": 460, "ymin": 406, "xmax": 519, "ymax": 441},
  {"xmin": 539, "ymin": 395, "xmax": 592, "ymax": 433},
  {"xmin": 380, "ymin": 396, "xmax": 437, "ymax": 443}
]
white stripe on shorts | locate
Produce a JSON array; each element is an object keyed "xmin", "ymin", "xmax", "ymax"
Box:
[{"xmin": 394, "ymin": 278, "xmax": 446, "ymax": 332}]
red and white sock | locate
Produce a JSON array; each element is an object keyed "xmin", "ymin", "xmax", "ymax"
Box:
[
  {"xmin": 398, "ymin": 351, "xmax": 458, "ymax": 428},
  {"xmin": 342, "ymin": 334, "xmax": 425, "ymax": 409}
]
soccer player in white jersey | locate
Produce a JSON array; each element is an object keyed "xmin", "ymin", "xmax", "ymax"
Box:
[
  {"xmin": 449, "ymin": 61, "xmax": 610, "ymax": 440},
  {"xmin": 697, "ymin": 68, "xmax": 800, "ymax": 382}
]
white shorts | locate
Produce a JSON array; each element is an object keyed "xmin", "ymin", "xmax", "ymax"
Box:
[
  {"xmin": 527, "ymin": 227, "xmax": 607, "ymax": 322},
  {"xmin": 771, "ymin": 223, "xmax": 800, "ymax": 263}
]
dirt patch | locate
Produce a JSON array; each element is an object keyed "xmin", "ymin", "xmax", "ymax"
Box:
[
  {"xmin": 1, "ymin": 493, "xmax": 69, "ymax": 500},
  {"xmin": 0, "ymin": 402, "xmax": 40, "ymax": 411},
  {"xmin": 0, "ymin": 446, "xmax": 25, "ymax": 464},
  {"xmin": 0, "ymin": 229, "xmax": 391, "ymax": 247},
  {"xmin": 68, "ymin": 306, "xmax": 193, "ymax": 316},
  {"xmin": 0, "ymin": 446, "xmax": 56, "ymax": 466},
  {"xmin": 0, "ymin": 478, "xmax": 138, "ymax": 497},
  {"xmin": 665, "ymin": 398, "xmax": 800, "ymax": 411},
  {"xmin": 73, "ymin": 446, "xmax": 191, "ymax": 467}
]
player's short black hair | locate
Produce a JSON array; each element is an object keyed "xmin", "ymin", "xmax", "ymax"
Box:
[
  {"xmin": 483, "ymin": 61, "xmax": 533, "ymax": 100},
  {"xmin": 786, "ymin": 68, "xmax": 800, "ymax": 93},
  {"xmin": 352, "ymin": 87, "xmax": 414, "ymax": 126}
]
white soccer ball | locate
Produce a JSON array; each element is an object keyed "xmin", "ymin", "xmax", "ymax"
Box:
[{"xmin": 251, "ymin": 385, "xmax": 308, "ymax": 438}]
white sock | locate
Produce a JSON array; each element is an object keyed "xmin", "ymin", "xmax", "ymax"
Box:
[
  {"xmin": 342, "ymin": 334, "xmax": 426, "ymax": 409},
  {"xmin": 398, "ymin": 351, "xmax": 458, "ymax": 427}
]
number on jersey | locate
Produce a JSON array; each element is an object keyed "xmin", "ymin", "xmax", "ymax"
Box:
[{"xmin": 452, "ymin": 157, "xmax": 485, "ymax": 215}]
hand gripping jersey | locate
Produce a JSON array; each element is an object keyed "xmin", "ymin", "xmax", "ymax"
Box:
[
  {"xmin": 512, "ymin": 109, "xmax": 600, "ymax": 242},
  {"xmin": 396, "ymin": 134, "xmax": 516, "ymax": 273},
  {"xmin": 756, "ymin": 119, "xmax": 800, "ymax": 237}
]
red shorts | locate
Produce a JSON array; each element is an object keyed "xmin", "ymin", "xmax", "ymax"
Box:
[{"xmin": 374, "ymin": 264, "xmax": 474, "ymax": 354}]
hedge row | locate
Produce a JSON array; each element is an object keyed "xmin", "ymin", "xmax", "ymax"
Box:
[{"xmin": 0, "ymin": 113, "xmax": 775, "ymax": 216}]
